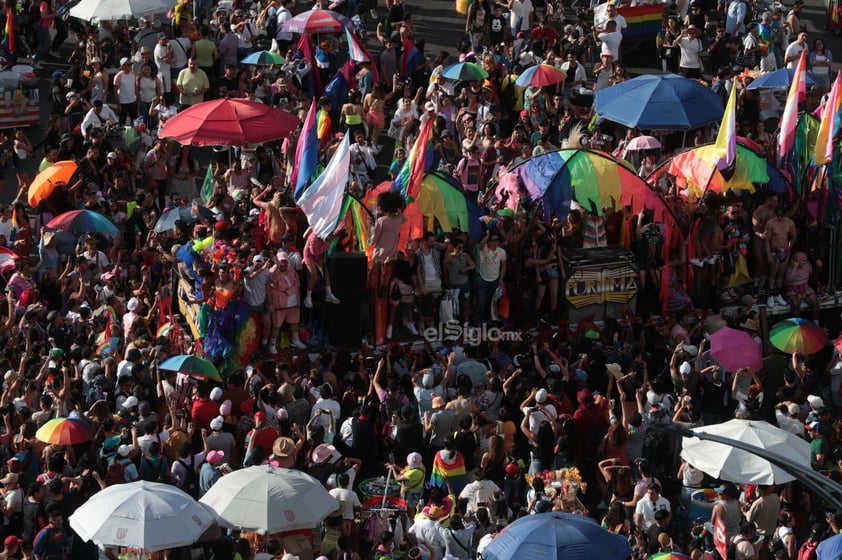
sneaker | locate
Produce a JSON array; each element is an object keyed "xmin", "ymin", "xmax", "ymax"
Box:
[
  {"xmin": 690, "ymin": 258, "xmax": 705, "ymax": 267},
  {"xmin": 304, "ymin": 294, "xmax": 313, "ymax": 308},
  {"xmin": 776, "ymin": 294, "xmax": 788, "ymax": 306},
  {"xmin": 268, "ymin": 342, "xmax": 278, "ymax": 354},
  {"xmin": 291, "ymin": 338, "xmax": 307, "ymax": 349},
  {"xmin": 325, "ymin": 292, "xmax": 341, "ymax": 304},
  {"xmin": 404, "ymin": 322, "xmax": 419, "ymax": 336},
  {"xmin": 386, "ymin": 325, "xmax": 393, "ymax": 340},
  {"xmin": 767, "ymin": 296, "xmax": 777, "ymax": 308}
]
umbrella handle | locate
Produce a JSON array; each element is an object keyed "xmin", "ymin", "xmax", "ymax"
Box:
[{"xmin": 382, "ymin": 463, "xmax": 392, "ymax": 511}]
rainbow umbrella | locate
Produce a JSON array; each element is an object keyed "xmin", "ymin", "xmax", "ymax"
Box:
[
  {"xmin": 769, "ymin": 318, "xmax": 829, "ymax": 355},
  {"xmin": 157, "ymin": 322, "xmax": 173, "ymax": 338},
  {"xmin": 281, "ymin": 9, "xmax": 350, "ymax": 33},
  {"xmin": 511, "ymin": 149, "xmax": 651, "ymax": 220},
  {"xmin": 28, "ymin": 161, "xmax": 78, "ymax": 208},
  {"xmin": 648, "ymin": 554, "xmax": 691, "ymax": 560},
  {"xmin": 515, "ymin": 64, "xmax": 567, "ymax": 88},
  {"xmin": 659, "ymin": 143, "xmax": 769, "ymax": 198},
  {"xmin": 159, "ymin": 354, "xmax": 221, "ymax": 382},
  {"xmin": 47, "ymin": 210, "xmax": 118, "ymax": 234},
  {"xmin": 35, "ymin": 417, "xmax": 96, "ymax": 445},
  {"xmin": 415, "ymin": 172, "xmax": 483, "ymax": 238},
  {"xmin": 441, "ymin": 62, "xmax": 488, "ymax": 82},
  {"xmin": 241, "ymin": 50, "xmax": 285, "ymax": 66}
]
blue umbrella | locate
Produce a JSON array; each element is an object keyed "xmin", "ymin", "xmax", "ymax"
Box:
[
  {"xmin": 594, "ymin": 73, "xmax": 724, "ymax": 130},
  {"xmin": 153, "ymin": 204, "xmax": 216, "ymax": 233},
  {"xmin": 482, "ymin": 512, "xmax": 632, "ymax": 560},
  {"xmin": 745, "ymin": 68, "xmax": 821, "ymax": 90},
  {"xmin": 817, "ymin": 533, "xmax": 842, "ymax": 560}
]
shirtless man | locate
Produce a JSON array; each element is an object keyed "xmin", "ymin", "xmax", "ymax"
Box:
[
  {"xmin": 765, "ymin": 205, "xmax": 797, "ymax": 308},
  {"xmin": 752, "ymin": 193, "xmax": 778, "ymax": 295}
]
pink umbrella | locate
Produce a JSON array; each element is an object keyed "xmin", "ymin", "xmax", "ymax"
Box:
[
  {"xmin": 281, "ymin": 9, "xmax": 350, "ymax": 34},
  {"xmin": 710, "ymin": 326, "xmax": 763, "ymax": 372},
  {"xmin": 625, "ymin": 135, "xmax": 661, "ymax": 151}
]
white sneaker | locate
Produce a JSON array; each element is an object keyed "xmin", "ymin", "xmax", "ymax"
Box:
[
  {"xmin": 767, "ymin": 296, "xmax": 777, "ymax": 308},
  {"xmin": 386, "ymin": 325, "xmax": 393, "ymax": 340},
  {"xmin": 268, "ymin": 341, "xmax": 278, "ymax": 354},
  {"xmin": 304, "ymin": 294, "xmax": 313, "ymax": 308},
  {"xmin": 404, "ymin": 322, "xmax": 419, "ymax": 336},
  {"xmin": 291, "ymin": 338, "xmax": 307, "ymax": 349},
  {"xmin": 690, "ymin": 258, "xmax": 704, "ymax": 267},
  {"xmin": 776, "ymin": 294, "xmax": 788, "ymax": 306},
  {"xmin": 325, "ymin": 292, "xmax": 341, "ymax": 304}
]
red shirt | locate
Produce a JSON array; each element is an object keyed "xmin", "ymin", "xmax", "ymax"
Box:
[
  {"xmin": 249, "ymin": 425, "xmax": 279, "ymax": 456},
  {"xmin": 191, "ymin": 397, "xmax": 219, "ymax": 431}
]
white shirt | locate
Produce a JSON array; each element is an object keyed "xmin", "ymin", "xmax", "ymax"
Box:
[
  {"xmin": 459, "ymin": 479, "xmax": 501, "ymax": 514},
  {"xmin": 309, "ymin": 397, "xmax": 341, "ymax": 431},
  {"xmin": 634, "ymin": 495, "xmax": 670, "ymax": 531},
  {"xmin": 171, "ymin": 452, "xmax": 205, "ymax": 488},
  {"xmin": 81, "ymin": 106, "xmax": 119, "ymax": 137},
  {"xmin": 0, "ymin": 219, "xmax": 12, "ymax": 244},
  {"xmin": 154, "ymin": 43, "xmax": 171, "ymax": 75},
  {"xmin": 522, "ymin": 403, "xmax": 557, "ymax": 433},
  {"xmin": 409, "ymin": 517, "xmax": 445, "ymax": 560},
  {"xmin": 329, "ymin": 487, "xmax": 361, "ymax": 520},
  {"xmin": 113, "ymin": 70, "xmax": 137, "ymax": 104},
  {"xmin": 785, "ymin": 41, "xmax": 806, "ymax": 69},
  {"xmin": 509, "ymin": 0, "xmax": 533, "ymax": 33},
  {"xmin": 677, "ymin": 36, "xmax": 703, "ymax": 69},
  {"xmin": 598, "ymin": 30, "xmax": 623, "ymax": 58},
  {"xmin": 775, "ymin": 410, "xmax": 805, "ymax": 436},
  {"xmin": 244, "ymin": 268, "xmax": 270, "ymax": 307}
]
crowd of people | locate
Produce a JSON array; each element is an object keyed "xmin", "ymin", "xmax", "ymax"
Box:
[{"xmin": 0, "ymin": 0, "xmax": 836, "ymax": 557}]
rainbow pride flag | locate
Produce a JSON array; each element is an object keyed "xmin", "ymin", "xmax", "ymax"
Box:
[
  {"xmin": 2, "ymin": 9, "xmax": 13, "ymax": 55},
  {"xmin": 619, "ymin": 4, "xmax": 663, "ymax": 42},
  {"xmin": 430, "ymin": 451, "xmax": 467, "ymax": 493},
  {"xmin": 779, "ymin": 50, "xmax": 807, "ymax": 157},
  {"xmin": 393, "ymin": 116, "xmax": 435, "ymax": 201}
]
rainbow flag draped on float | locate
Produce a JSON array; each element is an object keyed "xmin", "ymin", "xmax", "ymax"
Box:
[
  {"xmin": 779, "ymin": 50, "xmax": 807, "ymax": 157},
  {"xmin": 814, "ymin": 71, "xmax": 842, "ymax": 165},
  {"xmin": 617, "ymin": 4, "xmax": 661, "ymax": 42},
  {"xmin": 393, "ymin": 116, "xmax": 435, "ymax": 201}
]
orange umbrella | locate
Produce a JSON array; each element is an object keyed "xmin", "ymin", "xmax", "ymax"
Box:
[{"xmin": 28, "ymin": 161, "xmax": 77, "ymax": 208}]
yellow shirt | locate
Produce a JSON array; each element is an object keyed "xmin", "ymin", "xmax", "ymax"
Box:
[
  {"xmin": 173, "ymin": 2, "xmax": 192, "ymax": 26},
  {"xmin": 176, "ymin": 67, "xmax": 209, "ymax": 106}
]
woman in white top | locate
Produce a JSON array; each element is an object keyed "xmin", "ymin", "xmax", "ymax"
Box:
[
  {"xmin": 12, "ymin": 130, "xmax": 33, "ymax": 183},
  {"xmin": 809, "ymin": 38, "xmax": 832, "ymax": 88},
  {"xmin": 135, "ymin": 64, "xmax": 162, "ymax": 127},
  {"xmin": 667, "ymin": 25, "xmax": 703, "ymax": 79}
]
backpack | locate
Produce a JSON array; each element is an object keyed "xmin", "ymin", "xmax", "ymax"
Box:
[
  {"xmin": 728, "ymin": 536, "xmax": 748, "ymax": 560},
  {"xmin": 142, "ymin": 456, "xmax": 172, "ymax": 484},
  {"xmin": 798, "ymin": 539, "xmax": 819, "ymax": 560},
  {"xmin": 178, "ymin": 457, "xmax": 200, "ymax": 498},
  {"xmin": 265, "ymin": 5, "xmax": 281, "ymax": 39},
  {"xmin": 105, "ymin": 459, "xmax": 129, "ymax": 486}
]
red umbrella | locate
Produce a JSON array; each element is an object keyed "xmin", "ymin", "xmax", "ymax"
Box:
[
  {"xmin": 710, "ymin": 326, "xmax": 763, "ymax": 372},
  {"xmin": 282, "ymin": 9, "xmax": 350, "ymax": 34},
  {"xmin": 159, "ymin": 98, "xmax": 300, "ymax": 147}
]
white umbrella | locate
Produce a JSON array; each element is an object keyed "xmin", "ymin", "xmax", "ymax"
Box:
[
  {"xmin": 680, "ymin": 419, "xmax": 812, "ymax": 485},
  {"xmin": 70, "ymin": 0, "xmax": 171, "ymax": 21},
  {"xmin": 200, "ymin": 466, "xmax": 339, "ymax": 534},
  {"xmin": 69, "ymin": 481, "xmax": 216, "ymax": 552}
]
